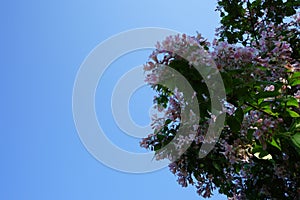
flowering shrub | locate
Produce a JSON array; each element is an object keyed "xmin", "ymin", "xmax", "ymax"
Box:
[{"xmin": 140, "ymin": 0, "xmax": 300, "ymax": 199}]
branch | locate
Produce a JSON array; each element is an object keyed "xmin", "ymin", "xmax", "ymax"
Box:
[
  {"xmin": 247, "ymin": 0, "xmax": 260, "ymax": 46},
  {"xmin": 244, "ymin": 102, "xmax": 278, "ymax": 118}
]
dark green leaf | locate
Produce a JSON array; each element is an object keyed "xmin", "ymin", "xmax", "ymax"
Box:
[
  {"xmin": 234, "ymin": 107, "xmax": 244, "ymax": 124},
  {"xmin": 227, "ymin": 116, "xmax": 241, "ymax": 132}
]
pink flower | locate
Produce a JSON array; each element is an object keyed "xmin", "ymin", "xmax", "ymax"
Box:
[
  {"xmin": 264, "ymin": 85, "xmax": 275, "ymax": 92},
  {"xmin": 145, "ymin": 74, "xmax": 158, "ymax": 84},
  {"xmin": 254, "ymin": 129, "xmax": 262, "ymax": 139},
  {"xmin": 143, "ymin": 62, "xmax": 155, "ymax": 71},
  {"xmin": 294, "ymin": 90, "xmax": 300, "ymax": 99}
]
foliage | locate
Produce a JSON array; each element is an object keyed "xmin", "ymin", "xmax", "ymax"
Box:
[{"xmin": 140, "ymin": 0, "xmax": 300, "ymax": 199}]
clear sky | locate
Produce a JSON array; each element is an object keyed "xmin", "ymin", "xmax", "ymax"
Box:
[{"xmin": 1, "ymin": 1, "xmax": 226, "ymax": 199}]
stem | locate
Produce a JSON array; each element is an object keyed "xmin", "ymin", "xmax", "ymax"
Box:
[
  {"xmin": 244, "ymin": 102, "xmax": 277, "ymax": 118},
  {"xmin": 247, "ymin": 0, "xmax": 260, "ymax": 46}
]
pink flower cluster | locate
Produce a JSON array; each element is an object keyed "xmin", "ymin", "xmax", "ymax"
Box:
[
  {"xmin": 212, "ymin": 40, "xmax": 257, "ymax": 71},
  {"xmin": 244, "ymin": 111, "xmax": 282, "ymax": 149},
  {"xmin": 140, "ymin": 12, "xmax": 300, "ymax": 198}
]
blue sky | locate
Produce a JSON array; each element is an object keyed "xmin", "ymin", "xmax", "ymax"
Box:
[{"xmin": 1, "ymin": 1, "xmax": 226, "ymax": 199}]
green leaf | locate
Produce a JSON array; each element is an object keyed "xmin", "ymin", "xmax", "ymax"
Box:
[
  {"xmin": 235, "ymin": 86, "xmax": 251, "ymax": 100},
  {"xmin": 252, "ymin": 145, "xmax": 271, "ymax": 159},
  {"xmin": 258, "ymin": 150, "xmax": 269, "ymax": 158},
  {"xmin": 153, "ymin": 144, "xmax": 162, "ymax": 151},
  {"xmin": 157, "ymin": 134, "xmax": 165, "ymax": 141},
  {"xmin": 291, "ymin": 133, "xmax": 300, "ymax": 154},
  {"xmin": 243, "ymin": 105, "xmax": 253, "ymax": 113},
  {"xmin": 289, "ymin": 119, "xmax": 300, "ymax": 132},
  {"xmin": 165, "ymin": 119, "xmax": 172, "ymax": 125},
  {"xmin": 258, "ymin": 103, "xmax": 279, "ymax": 117},
  {"xmin": 259, "ymin": 101, "xmax": 272, "ymax": 108},
  {"xmin": 232, "ymin": 107, "xmax": 244, "ymax": 124},
  {"xmin": 291, "ymin": 72, "xmax": 300, "ymax": 79},
  {"xmin": 290, "ymin": 79, "xmax": 300, "ymax": 86},
  {"xmin": 252, "ymin": 144, "xmax": 262, "ymax": 154},
  {"xmin": 286, "ymin": 97, "xmax": 299, "ymax": 108},
  {"xmin": 221, "ymin": 72, "xmax": 233, "ymax": 94},
  {"xmin": 256, "ymin": 91, "xmax": 280, "ymax": 99},
  {"xmin": 268, "ymin": 138, "xmax": 281, "ymax": 151},
  {"xmin": 247, "ymin": 129, "xmax": 255, "ymax": 141},
  {"xmin": 286, "ymin": 108, "xmax": 300, "ymax": 118},
  {"xmin": 227, "ymin": 116, "xmax": 241, "ymax": 132},
  {"xmin": 212, "ymin": 161, "xmax": 221, "ymax": 172}
]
